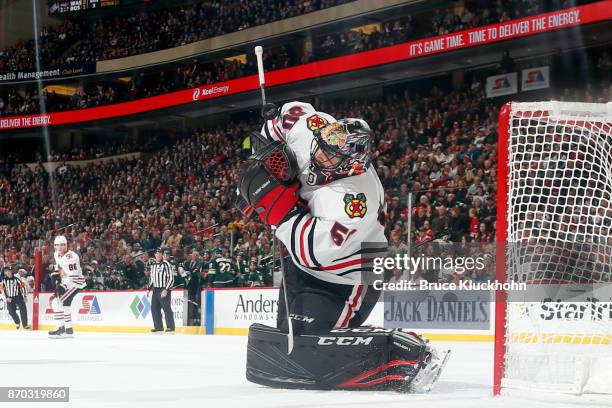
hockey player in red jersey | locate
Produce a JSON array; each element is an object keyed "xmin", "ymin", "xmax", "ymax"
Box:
[{"xmin": 236, "ymin": 101, "xmax": 449, "ymax": 392}]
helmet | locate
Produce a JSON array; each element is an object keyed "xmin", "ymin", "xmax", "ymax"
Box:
[
  {"xmin": 54, "ymin": 236, "xmax": 67, "ymax": 246},
  {"xmin": 310, "ymin": 118, "xmax": 372, "ymax": 184}
]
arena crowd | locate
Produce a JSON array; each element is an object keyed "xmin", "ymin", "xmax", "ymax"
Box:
[
  {"xmin": 1, "ymin": 67, "xmax": 609, "ymax": 290},
  {"xmin": 0, "ymin": 0, "xmax": 599, "ymax": 116}
]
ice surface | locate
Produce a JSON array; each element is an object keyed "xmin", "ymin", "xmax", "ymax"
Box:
[{"xmin": 0, "ymin": 330, "xmax": 609, "ymax": 408}]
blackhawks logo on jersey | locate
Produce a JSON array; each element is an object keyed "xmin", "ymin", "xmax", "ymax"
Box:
[
  {"xmin": 306, "ymin": 114, "xmax": 328, "ymax": 131},
  {"xmin": 343, "ymin": 193, "xmax": 367, "ymax": 218}
]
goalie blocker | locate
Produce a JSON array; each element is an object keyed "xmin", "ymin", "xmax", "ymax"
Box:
[{"xmin": 247, "ymin": 324, "xmax": 450, "ymax": 392}]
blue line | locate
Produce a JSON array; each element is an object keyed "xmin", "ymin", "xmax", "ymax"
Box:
[{"xmin": 205, "ymin": 290, "xmax": 214, "ymax": 335}]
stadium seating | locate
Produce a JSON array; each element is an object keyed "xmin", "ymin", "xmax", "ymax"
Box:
[
  {"xmin": 0, "ymin": 0, "xmax": 598, "ymax": 116},
  {"xmin": 1, "ymin": 71, "xmax": 609, "ymax": 288}
]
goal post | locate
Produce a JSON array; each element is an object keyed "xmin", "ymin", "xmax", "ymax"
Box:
[
  {"xmin": 494, "ymin": 102, "xmax": 512, "ymax": 396},
  {"xmin": 494, "ymin": 101, "xmax": 612, "ymax": 396},
  {"xmin": 33, "ymin": 248, "xmax": 42, "ymax": 331}
]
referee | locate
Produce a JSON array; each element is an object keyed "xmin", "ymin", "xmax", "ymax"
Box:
[
  {"xmin": 146, "ymin": 248, "xmax": 175, "ymax": 334},
  {"xmin": 0, "ymin": 265, "xmax": 30, "ymax": 330}
]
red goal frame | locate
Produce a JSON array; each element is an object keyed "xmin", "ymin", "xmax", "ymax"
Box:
[
  {"xmin": 493, "ymin": 100, "xmax": 612, "ymax": 396},
  {"xmin": 493, "ymin": 102, "xmax": 511, "ymax": 395}
]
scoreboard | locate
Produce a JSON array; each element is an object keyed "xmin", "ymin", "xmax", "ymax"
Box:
[{"xmin": 48, "ymin": 0, "xmax": 151, "ymax": 15}]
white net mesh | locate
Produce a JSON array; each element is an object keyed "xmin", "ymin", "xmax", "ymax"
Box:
[{"xmin": 502, "ymin": 101, "xmax": 612, "ymax": 395}]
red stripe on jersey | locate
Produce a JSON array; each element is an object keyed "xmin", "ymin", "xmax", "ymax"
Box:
[
  {"xmin": 340, "ymin": 284, "xmax": 363, "ymax": 328},
  {"xmin": 271, "ymin": 118, "xmax": 284, "ymax": 141},
  {"xmin": 299, "ymin": 217, "xmax": 314, "ymax": 267},
  {"xmin": 320, "ymin": 257, "xmax": 374, "ymax": 271},
  {"xmin": 60, "ymin": 287, "xmax": 77, "ymax": 302}
]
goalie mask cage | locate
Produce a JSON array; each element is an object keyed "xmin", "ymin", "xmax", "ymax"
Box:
[{"xmin": 494, "ymin": 101, "xmax": 612, "ymax": 396}]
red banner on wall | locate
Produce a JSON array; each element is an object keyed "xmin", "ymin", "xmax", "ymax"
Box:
[{"xmin": 1, "ymin": 1, "xmax": 610, "ymax": 131}]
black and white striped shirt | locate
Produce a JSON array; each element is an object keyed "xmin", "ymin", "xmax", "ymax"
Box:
[
  {"xmin": 1, "ymin": 276, "xmax": 24, "ymax": 298},
  {"xmin": 148, "ymin": 260, "xmax": 174, "ymax": 290}
]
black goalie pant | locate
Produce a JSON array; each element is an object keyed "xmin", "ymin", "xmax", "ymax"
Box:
[
  {"xmin": 277, "ymin": 256, "xmax": 380, "ymax": 334},
  {"xmin": 151, "ymin": 288, "xmax": 175, "ymax": 331},
  {"xmin": 7, "ymin": 295, "xmax": 28, "ymax": 326}
]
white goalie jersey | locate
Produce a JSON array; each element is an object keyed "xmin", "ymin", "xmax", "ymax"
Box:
[
  {"xmin": 54, "ymin": 250, "xmax": 86, "ymax": 289},
  {"xmin": 262, "ymin": 101, "xmax": 387, "ymax": 285}
]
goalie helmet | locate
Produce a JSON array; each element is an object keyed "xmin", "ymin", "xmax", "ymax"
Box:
[{"xmin": 309, "ymin": 118, "xmax": 372, "ymax": 184}]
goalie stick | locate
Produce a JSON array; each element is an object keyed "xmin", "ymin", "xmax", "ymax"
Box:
[{"xmin": 254, "ymin": 44, "xmax": 294, "ymax": 354}]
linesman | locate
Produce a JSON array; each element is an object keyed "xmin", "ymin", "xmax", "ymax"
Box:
[
  {"xmin": 147, "ymin": 248, "xmax": 175, "ymax": 333},
  {"xmin": 0, "ymin": 265, "xmax": 30, "ymax": 330}
]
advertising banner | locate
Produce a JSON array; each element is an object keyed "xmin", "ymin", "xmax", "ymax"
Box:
[
  {"xmin": 486, "ymin": 72, "xmax": 518, "ymax": 98},
  {"xmin": 383, "ymin": 290, "xmax": 493, "ymax": 331},
  {"xmin": 0, "ymin": 63, "xmax": 96, "ymax": 83},
  {"xmin": 0, "ymin": 2, "xmax": 609, "ymax": 130},
  {"xmin": 1, "ymin": 287, "xmax": 495, "ymax": 340},
  {"xmin": 37, "ymin": 290, "xmax": 185, "ymax": 331},
  {"xmin": 213, "ymin": 288, "xmax": 279, "ymax": 335},
  {"xmin": 521, "ymin": 66, "xmax": 550, "ymax": 91},
  {"xmin": 507, "ymin": 283, "xmax": 612, "ymax": 338},
  {"xmin": 211, "ymin": 288, "xmax": 494, "ymax": 340}
]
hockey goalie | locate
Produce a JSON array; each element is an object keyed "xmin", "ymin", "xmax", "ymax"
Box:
[{"xmin": 235, "ymin": 101, "xmax": 450, "ymax": 392}]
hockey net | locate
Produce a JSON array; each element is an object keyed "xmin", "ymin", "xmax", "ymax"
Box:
[{"xmin": 494, "ymin": 101, "xmax": 612, "ymax": 396}]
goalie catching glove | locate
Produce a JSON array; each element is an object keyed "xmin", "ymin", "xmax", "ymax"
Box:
[{"xmin": 236, "ymin": 141, "xmax": 303, "ymax": 226}]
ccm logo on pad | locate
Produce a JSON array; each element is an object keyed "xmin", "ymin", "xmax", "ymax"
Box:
[{"xmin": 317, "ymin": 336, "xmax": 373, "ymax": 346}]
